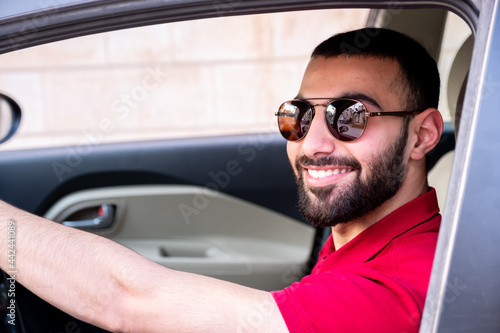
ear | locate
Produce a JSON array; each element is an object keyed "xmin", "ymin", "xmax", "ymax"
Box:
[{"xmin": 410, "ymin": 108, "xmax": 444, "ymax": 161}]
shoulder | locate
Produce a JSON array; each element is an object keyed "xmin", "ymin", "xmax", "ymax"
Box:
[
  {"xmin": 390, "ymin": 212, "xmax": 441, "ymax": 265},
  {"xmin": 271, "ymin": 213, "xmax": 441, "ymax": 333}
]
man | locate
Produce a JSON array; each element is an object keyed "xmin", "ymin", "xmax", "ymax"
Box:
[
  {"xmin": 272, "ymin": 28, "xmax": 442, "ymax": 332},
  {"xmin": 0, "ymin": 28, "xmax": 442, "ymax": 332}
]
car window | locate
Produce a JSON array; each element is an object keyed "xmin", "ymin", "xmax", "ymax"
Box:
[{"xmin": 0, "ymin": 9, "xmax": 371, "ymax": 151}]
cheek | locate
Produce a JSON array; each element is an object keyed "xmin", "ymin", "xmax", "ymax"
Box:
[
  {"xmin": 346, "ymin": 137, "xmax": 387, "ymax": 176},
  {"xmin": 286, "ymin": 142, "xmax": 300, "ymax": 172},
  {"xmin": 355, "ymin": 123, "xmax": 397, "ymax": 159}
]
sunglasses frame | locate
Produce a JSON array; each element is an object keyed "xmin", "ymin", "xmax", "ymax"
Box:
[{"xmin": 275, "ymin": 98, "xmax": 423, "ymax": 142}]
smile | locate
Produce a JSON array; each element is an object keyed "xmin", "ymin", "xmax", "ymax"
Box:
[{"xmin": 307, "ymin": 168, "xmax": 353, "ymax": 179}]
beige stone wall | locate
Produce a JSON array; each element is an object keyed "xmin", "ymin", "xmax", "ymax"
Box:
[
  {"xmin": 0, "ymin": 8, "xmax": 470, "ymax": 151},
  {"xmin": 0, "ymin": 9, "xmax": 369, "ymax": 151}
]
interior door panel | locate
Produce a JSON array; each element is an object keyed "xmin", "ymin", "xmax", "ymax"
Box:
[
  {"xmin": 0, "ymin": 132, "xmax": 318, "ymax": 284},
  {"xmin": 44, "ymin": 184, "xmax": 315, "ymax": 290},
  {"xmin": 0, "ymin": 134, "xmax": 304, "ymax": 217},
  {"xmin": 0, "ymin": 132, "xmax": 319, "ymax": 332}
]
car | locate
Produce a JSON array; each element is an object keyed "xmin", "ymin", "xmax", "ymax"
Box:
[{"xmin": 0, "ymin": 0, "xmax": 498, "ymax": 332}]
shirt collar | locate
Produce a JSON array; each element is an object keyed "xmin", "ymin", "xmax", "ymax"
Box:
[{"xmin": 318, "ymin": 188, "xmax": 440, "ymax": 268}]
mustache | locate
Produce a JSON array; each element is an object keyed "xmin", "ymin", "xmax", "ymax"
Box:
[{"xmin": 295, "ymin": 154, "xmax": 361, "ymax": 170}]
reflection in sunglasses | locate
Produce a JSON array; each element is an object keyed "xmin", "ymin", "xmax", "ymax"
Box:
[{"xmin": 276, "ymin": 98, "xmax": 419, "ymax": 142}]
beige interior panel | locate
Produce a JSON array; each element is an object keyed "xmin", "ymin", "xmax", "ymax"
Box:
[{"xmin": 44, "ymin": 185, "xmax": 315, "ymax": 290}]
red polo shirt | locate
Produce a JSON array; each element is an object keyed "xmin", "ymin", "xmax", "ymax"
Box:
[{"xmin": 272, "ymin": 189, "xmax": 441, "ymax": 333}]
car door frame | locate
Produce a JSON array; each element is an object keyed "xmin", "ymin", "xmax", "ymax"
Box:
[{"xmin": 1, "ymin": 0, "xmax": 499, "ymax": 332}]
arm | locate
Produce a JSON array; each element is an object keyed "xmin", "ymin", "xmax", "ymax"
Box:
[{"xmin": 0, "ymin": 200, "xmax": 288, "ymax": 333}]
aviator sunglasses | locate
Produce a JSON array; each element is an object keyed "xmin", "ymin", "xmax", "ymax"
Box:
[{"xmin": 276, "ymin": 98, "xmax": 421, "ymax": 142}]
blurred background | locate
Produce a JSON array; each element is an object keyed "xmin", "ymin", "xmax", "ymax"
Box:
[{"xmin": 0, "ymin": 8, "xmax": 469, "ymax": 151}]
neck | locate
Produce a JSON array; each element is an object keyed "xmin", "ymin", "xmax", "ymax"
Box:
[{"xmin": 331, "ymin": 169, "xmax": 428, "ymax": 249}]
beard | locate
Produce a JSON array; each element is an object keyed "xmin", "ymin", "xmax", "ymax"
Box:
[{"xmin": 296, "ymin": 123, "xmax": 409, "ymax": 228}]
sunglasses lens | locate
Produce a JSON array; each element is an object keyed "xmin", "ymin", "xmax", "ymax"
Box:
[
  {"xmin": 327, "ymin": 100, "xmax": 367, "ymax": 142},
  {"xmin": 277, "ymin": 99, "xmax": 368, "ymax": 142},
  {"xmin": 277, "ymin": 101, "xmax": 312, "ymax": 141}
]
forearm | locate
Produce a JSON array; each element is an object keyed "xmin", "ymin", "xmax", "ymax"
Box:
[
  {"xmin": 0, "ymin": 200, "xmax": 288, "ymax": 332},
  {"xmin": 0, "ymin": 200, "xmax": 140, "ymax": 330}
]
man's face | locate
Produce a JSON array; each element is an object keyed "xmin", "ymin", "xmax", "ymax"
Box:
[{"xmin": 287, "ymin": 56, "xmax": 411, "ymax": 228}]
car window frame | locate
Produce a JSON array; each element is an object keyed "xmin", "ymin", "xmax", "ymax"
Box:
[
  {"xmin": 3, "ymin": 1, "xmax": 500, "ymax": 332},
  {"xmin": 422, "ymin": 0, "xmax": 500, "ymax": 331}
]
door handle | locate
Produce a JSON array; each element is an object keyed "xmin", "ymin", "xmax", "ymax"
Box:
[{"xmin": 62, "ymin": 204, "xmax": 116, "ymax": 229}]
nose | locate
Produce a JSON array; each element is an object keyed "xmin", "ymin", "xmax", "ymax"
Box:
[{"xmin": 301, "ymin": 110, "xmax": 337, "ymax": 158}]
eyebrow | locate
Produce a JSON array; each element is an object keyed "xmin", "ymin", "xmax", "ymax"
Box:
[{"xmin": 295, "ymin": 92, "xmax": 382, "ymax": 110}]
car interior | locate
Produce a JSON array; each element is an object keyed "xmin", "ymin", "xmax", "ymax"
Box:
[{"xmin": 0, "ymin": 1, "xmax": 484, "ymax": 332}]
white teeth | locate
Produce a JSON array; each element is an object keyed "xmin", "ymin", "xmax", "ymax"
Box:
[{"xmin": 307, "ymin": 168, "xmax": 351, "ymax": 179}]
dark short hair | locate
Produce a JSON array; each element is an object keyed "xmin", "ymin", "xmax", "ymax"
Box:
[{"xmin": 312, "ymin": 28, "xmax": 440, "ymax": 111}]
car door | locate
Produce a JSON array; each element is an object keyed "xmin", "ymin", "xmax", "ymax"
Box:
[
  {"xmin": 0, "ymin": 3, "xmax": 348, "ymax": 331},
  {"xmin": 0, "ymin": 1, "xmax": 492, "ymax": 332}
]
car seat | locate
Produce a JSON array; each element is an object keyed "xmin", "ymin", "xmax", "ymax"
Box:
[{"xmin": 428, "ymin": 34, "xmax": 473, "ymax": 210}]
